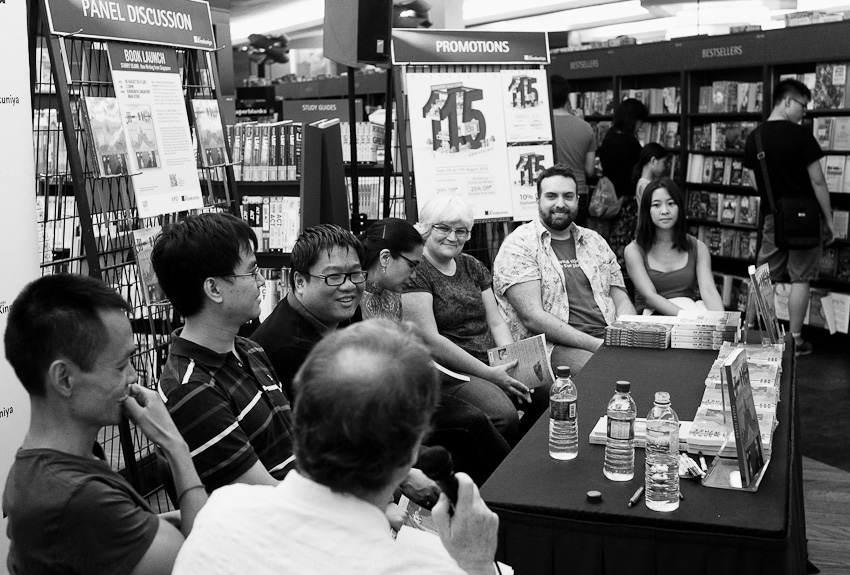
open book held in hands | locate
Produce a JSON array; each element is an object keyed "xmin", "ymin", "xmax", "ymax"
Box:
[{"xmin": 487, "ymin": 334, "xmax": 554, "ymax": 389}]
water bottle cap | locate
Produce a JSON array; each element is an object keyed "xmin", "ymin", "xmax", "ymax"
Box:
[
  {"xmin": 556, "ymin": 366, "xmax": 571, "ymax": 378},
  {"xmin": 654, "ymin": 391, "xmax": 671, "ymax": 404},
  {"xmin": 615, "ymin": 380, "xmax": 631, "ymax": 392}
]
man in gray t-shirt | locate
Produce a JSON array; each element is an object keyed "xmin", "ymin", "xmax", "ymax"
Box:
[{"xmin": 551, "ymin": 75, "xmax": 597, "ymax": 226}]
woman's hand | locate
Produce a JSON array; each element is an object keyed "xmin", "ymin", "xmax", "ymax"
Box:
[{"xmin": 486, "ymin": 360, "xmax": 532, "ymax": 403}]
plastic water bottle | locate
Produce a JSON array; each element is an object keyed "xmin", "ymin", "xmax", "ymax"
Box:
[
  {"xmin": 645, "ymin": 391, "xmax": 680, "ymax": 512},
  {"xmin": 603, "ymin": 380, "xmax": 637, "ymax": 481},
  {"xmin": 549, "ymin": 366, "xmax": 578, "ymax": 460}
]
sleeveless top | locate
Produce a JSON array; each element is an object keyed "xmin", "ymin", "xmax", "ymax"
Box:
[{"xmin": 633, "ymin": 236, "xmax": 699, "ymax": 314}]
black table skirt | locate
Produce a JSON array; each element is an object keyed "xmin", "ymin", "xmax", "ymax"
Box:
[{"xmin": 480, "ymin": 337, "xmax": 806, "ymax": 575}]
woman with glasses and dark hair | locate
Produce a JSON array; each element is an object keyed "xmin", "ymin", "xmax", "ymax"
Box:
[
  {"xmin": 403, "ymin": 194, "xmax": 550, "ymax": 445},
  {"xmin": 358, "ymin": 218, "xmax": 424, "ymax": 321},
  {"xmin": 624, "ymin": 178, "xmax": 724, "ymax": 315}
]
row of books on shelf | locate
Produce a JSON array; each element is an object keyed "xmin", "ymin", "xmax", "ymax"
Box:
[
  {"xmin": 697, "ymin": 81, "xmax": 763, "ymax": 114},
  {"xmin": 636, "ymin": 120, "xmax": 680, "ymax": 149},
  {"xmin": 813, "ymin": 116, "xmax": 850, "ymax": 150},
  {"xmin": 687, "ymin": 191, "xmax": 760, "ymax": 225},
  {"xmin": 240, "ymin": 196, "xmax": 301, "ymax": 252},
  {"xmin": 819, "ymin": 155, "xmax": 850, "ymax": 193},
  {"xmin": 691, "ymin": 121, "xmax": 757, "ymax": 152},
  {"xmin": 568, "ymin": 90, "xmax": 614, "ymax": 117},
  {"xmin": 691, "ymin": 226, "xmax": 759, "ymax": 260},
  {"xmin": 339, "ymin": 121, "xmax": 382, "ymax": 163},
  {"xmin": 621, "ymin": 87, "xmax": 681, "ymax": 114},
  {"xmin": 686, "ymin": 155, "xmax": 752, "ymax": 187},
  {"xmin": 227, "ymin": 121, "xmax": 302, "ymax": 182},
  {"xmin": 258, "ymin": 268, "xmax": 291, "ymax": 322}
]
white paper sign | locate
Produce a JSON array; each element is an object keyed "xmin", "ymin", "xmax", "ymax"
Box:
[
  {"xmin": 108, "ymin": 43, "xmax": 203, "ymax": 217},
  {"xmin": 506, "ymin": 144, "xmax": 555, "ymax": 222},
  {"xmin": 500, "ymin": 69, "xmax": 552, "ymax": 143}
]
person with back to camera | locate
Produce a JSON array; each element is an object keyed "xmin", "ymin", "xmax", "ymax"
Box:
[
  {"xmin": 359, "ymin": 218, "xmax": 511, "ymax": 484},
  {"xmin": 597, "ymin": 98, "xmax": 649, "ymax": 263},
  {"xmin": 743, "ymin": 78, "xmax": 835, "ymax": 356},
  {"xmin": 171, "ymin": 320, "xmax": 499, "ymax": 575},
  {"xmin": 625, "ymin": 177, "xmax": 725, "ymax": 316},
  {"xmin": 634, "ymin": 142, "xmax": 669, "ymax": 212},
  {"xmin": 3, "ymin": 274, "xmax": 207, "ymax": 575},
  {"xmin": 402, "ymin": 194, "xmax": 550, "ymax": 445},
  {"xmin": 550, "ymin": 74, "xmax": 598, "ymax": 227}
]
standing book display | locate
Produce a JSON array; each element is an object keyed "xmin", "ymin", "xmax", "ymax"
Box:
[
  {"xmin": 702, "ymin": 347, "xmax": 769, "ymax": 491},
  {"xmin": 31, "ymin": 0, "xmax": 233, "ymax": 511},
  {"xmin": 745, "ymin": 263, "xmax": 784, "ymax": 343}
]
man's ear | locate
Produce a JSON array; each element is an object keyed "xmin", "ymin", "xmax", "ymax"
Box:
[
  {"xmin": 45, "ymin": 359, "xmax": 75, "ymax": 398},
  {"xmin": 293, "ymin": 271, "xmax": 308, "ymax": 294},
  {"xmin": 203, "ymin": 276, "xmax": 225, "ymax": 304}
]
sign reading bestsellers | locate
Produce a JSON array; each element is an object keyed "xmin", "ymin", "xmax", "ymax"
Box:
[{"xmin": 44, "ymin": 0, "xmax": 215, "ymax": 50}]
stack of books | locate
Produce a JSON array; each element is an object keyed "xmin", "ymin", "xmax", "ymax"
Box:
[
  {"xmin": 671, "ymin": 310, "xmax": 741, "ymax": 350},
  {"xmin": 688, "ymin": 342, "xmax": 782, "ymax": 458},
  {"xmin": 604, "ymin": 315, "xmax": 674, "ymax": 349}
]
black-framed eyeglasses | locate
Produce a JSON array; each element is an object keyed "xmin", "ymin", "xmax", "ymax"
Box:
[
  {"xmin": 396, "ymin": 253, "xmax": 420, "ymax": 269},
  {"xmin": 221, "ymin": 264, "xmax": 262, "ymax": 281},
  {"xmin": 788, "ymin": 97, "xmax": 808, "ymax": 110},
  {"xmin": 308, "ymin": 271, "xmax": 369, "ymax": 286},
  {"xmin": 431, "ymin": 224, "xmax": 470, "ymax": 240}
]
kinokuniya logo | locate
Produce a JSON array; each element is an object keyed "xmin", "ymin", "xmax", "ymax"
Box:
[{"xmin": 0, "ymin": 300, "xmax": 9, "ymax": 315}]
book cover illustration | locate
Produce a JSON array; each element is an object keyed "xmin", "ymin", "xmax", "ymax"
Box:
[
  {"xmin": 192, "ymin": 99, "xmax": 229, "ymax": 167},
  {"xmin": 723, "ymin": 348, "xmax": 766, "ymax": 487},
  {"xmin": 83, "ymin": 96, "xmax": 130, "ymax": 177},
  {"xmin": 132, "ymin": 225, "xmax": 166, "ymax": 305},
  {"xmin": 813, "ymin": 63, "xmax": 847, "ymax": 110},
  {"xmin": 487, "ymin": 333, "xmax": 554, "ymax": 389},
  {"xmin": 123, "ymin": 103, "xmax": 160, "ymax": 170},
  {"xmin": 748, "ymin": 263, "xmax": 782, "ymax": 343}
]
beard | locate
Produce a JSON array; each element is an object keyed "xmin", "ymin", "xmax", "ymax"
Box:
[{"xmin": 539, "ymin": 206, "xmax": 575, "ymax": 231}]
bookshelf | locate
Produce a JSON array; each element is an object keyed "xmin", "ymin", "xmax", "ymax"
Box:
[{"xmin": 550, "ymin": 20, "xmax": 850, "ymax": 331}]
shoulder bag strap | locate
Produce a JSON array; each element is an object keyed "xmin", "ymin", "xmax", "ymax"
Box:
[{"xmin": 755, "ymin": 128, "xmax": 777, "ymax": 212}]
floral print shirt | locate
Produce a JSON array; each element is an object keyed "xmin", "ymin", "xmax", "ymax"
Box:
[{"xmin": 493, "ymin": 218, "xmax": 625, "ymax": 348}]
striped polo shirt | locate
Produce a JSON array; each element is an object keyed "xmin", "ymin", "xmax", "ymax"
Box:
[{"xmin": 158, "ymin": 331, "xmax": 296, "ymax": 490}]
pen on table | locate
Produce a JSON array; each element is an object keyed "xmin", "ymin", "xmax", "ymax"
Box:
[
  {"xmin": 628, "ymin": 486, "xmax": 644, "ymax": 507},
  {"xmin": 698, "ymin": 451, "xmax": 708, "ymax": 473}
]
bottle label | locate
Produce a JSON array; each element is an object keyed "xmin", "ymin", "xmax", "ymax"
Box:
[
  {"xmin": 607, "ymin": 418, "xmax": 634, "ymax": 440},
  {"xmin": 550, "ymin": 398, "xmax": 576, "ymax": 421}
]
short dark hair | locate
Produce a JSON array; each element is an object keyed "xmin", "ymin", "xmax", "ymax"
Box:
[
  {"xmin": 772, "ymin": 78, "xmax": 812, "ymax": 108},
  {"xmin": 358, "ymin": 218, "xmax": 423, "ymax": 271},
  {"xmin": 536, "ymin": 163, "xmax": 578, "ymax": 198},
  {"xmin": 632, "ymin": 142, "xmax": 668, "ymax": 184},
  {"xmin": 635, "ymin": 177, "xmax": 689, "ymax": 252},
  {"xmin": 151, "ymin": 212, "xmax": 257, "ymax": 317},
  {"xmin": 4, "ymin": 274, "xmax": 131, "ymax": 397},
  {"xmin": 612, "ymin": 98, "xmax": 649, "ymax": 135},
  {"xmin": 292, "ymin": 319, "xmax": 439, "ymax": 495},
  {"xmin": 290, "ymin": 224, "xmax": 364, "ymax": 291},
  {"xmin": 550, "ymin": 75, "xmax": 570, "ymax": 109}
]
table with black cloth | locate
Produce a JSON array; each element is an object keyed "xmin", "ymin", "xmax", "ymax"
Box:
[{"xmin": 480, "ymin": 335, "xmax": 806, "ymax": 575}]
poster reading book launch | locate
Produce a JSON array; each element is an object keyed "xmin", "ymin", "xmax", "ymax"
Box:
[
  {"xmin": 405, "ymin": 67, "xmax": 553, "ymax": 222},
  {"xmin": 107, "ymin": 42, "xmax": 203, "ymax": 217},
  {"xmin": 1, "ymin": 0, "xmax": 40, "ymax": 565}
]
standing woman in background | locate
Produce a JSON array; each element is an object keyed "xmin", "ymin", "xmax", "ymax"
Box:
[
  {"xmin": 633, "ymin": 143, "xmax": 669, "ymax": 228},
  {"xmin": 597, "ymin": 98, "xmax": 649, "ymax": 267}
]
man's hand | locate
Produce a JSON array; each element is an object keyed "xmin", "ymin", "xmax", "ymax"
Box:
[
  {"xmin": 401, "ymin": 468, "xmax": 441, "ymax": 509},
  {"xmin": 432, "ymin": 473, "xmax": 498, "ymax": 575},
  {"xmin": 121, "ymin": 384, "xmax": 183, "ymax": 450}
]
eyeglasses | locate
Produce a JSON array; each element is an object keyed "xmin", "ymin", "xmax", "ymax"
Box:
[
  {"xmin": 396, "ymin": 253, "xmax": 420, "ymax": 269},
  {"xmin": 221, "ymin": 264, "xmax": 262, "ymax": 282},
  {"xmin": 308, "ymin": 271, "xmax": 369, "ymax": 286},
  {"xmin": 431, "ymin": 224, "xmax": 470, "ymax": 240},
  {"xmin": 788, "ymin": 97, "xmax": 809, "ymax": 111}
]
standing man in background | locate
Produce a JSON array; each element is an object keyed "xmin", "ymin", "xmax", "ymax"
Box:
[
  {"xmin": 743, "ymin": 78, "xmax": 835, "ymax": 356},
  {"xmin": 550, "ymin": 75, "xmax": 597, "ymax": 227}
]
